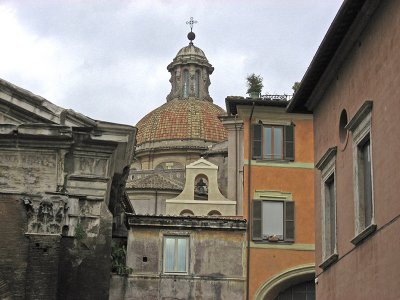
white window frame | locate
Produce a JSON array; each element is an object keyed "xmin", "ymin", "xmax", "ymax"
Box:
[
  {"xmin": 163, "ymin": 236, "xmax": 189, "ymax": 274},
  {"xmin": 316, "ymin": 147, "xmax": 338, "ymax": 269},
  {"xmin": 346, "ymin": 101, "xmax": 376, "ymax": 245}
]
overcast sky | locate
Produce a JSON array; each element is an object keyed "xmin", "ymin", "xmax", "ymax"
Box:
[{"xmin": 0, "ymin": 0, "xmax": 342, "ymax": 125}]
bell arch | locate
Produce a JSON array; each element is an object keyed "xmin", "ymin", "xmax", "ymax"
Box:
[{"xmin": 194, "ymin": 174, "xmax": 208, "ymax": 200}]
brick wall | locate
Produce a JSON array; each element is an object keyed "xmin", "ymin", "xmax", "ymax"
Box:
[
  {"xmin": 25, "ymin": 235, "xmax": 61, "ymax": 299},
  {"xmin": 57, "ymin": 203, "xmax": 113, "ymax": 300},
  {"xmin": 0, "ymin": 194, "xmax": 29, "ymax": 299}
]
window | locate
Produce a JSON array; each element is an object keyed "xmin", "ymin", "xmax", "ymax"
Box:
[
  {"xmin": 208, "ymin": 210, "xmax": 221, "ymax": 216},
  {"xmin": 179, "ymin": 209, "xmax": 194, "ymax": 216},
  {"xmin": 358, "ymin": 138, "xmax": 373, "ymax": 227},
  {"xmin": 316, "ymin": 147, "xmax": 337, "ymax": 269},
  {"xmin": 346, "ymin": 101, "xmax": 376, "ymax": 245},
  {"xmin": 252, "ymin": 124, "xmax": 294, "ymax": 161},
  {"xmin": 324, "ymin": 175, "xmax": 336, "ymax": 257},
  {"xmin": 194, "ymin": 70, "xmax": 200, "ymax": 97},
  {"xmin": 163, "ymin": 236, "xmax": 189, "ymax": 273},
  {"xmin": 252, "ymin": 200, "xmax": 294, "ymax": 242},
  {"xmin": 182, "ymin": 70, "xmax": 189, "ymax": 98}
]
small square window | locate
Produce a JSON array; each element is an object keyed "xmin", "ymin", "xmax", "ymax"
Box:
[
  {"xmin": 252, "ymin": 124, "xmax": 295, "ymax": 161},
  {"xmin": 163, "ymin": 236, "xmax": 189, "ymax": 274}
]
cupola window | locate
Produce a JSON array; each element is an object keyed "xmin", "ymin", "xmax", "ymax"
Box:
[
  {"xmin": 194, "ymin": 70, "xmax": 200, "ymax": 97},
  {"xmin": 183, "ymin": 70, "xmax": 189, "ymax": 98}
]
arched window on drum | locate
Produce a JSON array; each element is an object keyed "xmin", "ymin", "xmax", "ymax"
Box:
[{"xmin": 182, "ymin": 69, "xmax": 189, "ymax": 98}]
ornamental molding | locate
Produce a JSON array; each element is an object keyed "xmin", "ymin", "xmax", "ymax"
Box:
[{"xmin": 23, "ymin": 194, "xmax": 69, "ymax": 235}]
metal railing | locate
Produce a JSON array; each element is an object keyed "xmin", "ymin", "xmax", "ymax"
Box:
[{"xmin": 259, "ymin": 94, "xmax": 292, "ymax": 101}]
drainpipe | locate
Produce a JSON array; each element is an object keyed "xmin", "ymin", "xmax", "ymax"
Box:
[
  {"xmin": 234, "ymin": 114, "xmax": 238, "ymax": 215},
  {"xmin": 246, "ymin": 102, "xmax": 255, "ymax": 300}
]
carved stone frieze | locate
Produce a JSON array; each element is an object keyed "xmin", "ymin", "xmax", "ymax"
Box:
[
  {"xmin": 23, "ymin": 194, "xmax": 69, "ymax": 234},
  {"xmin": 0, "ymin": 150, "xmax": 58, "ymax": 193}
]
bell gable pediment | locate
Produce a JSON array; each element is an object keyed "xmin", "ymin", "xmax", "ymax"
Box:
[{"xmin": 186, "ymin": 157, "xmax": 218, "ymax": 170}]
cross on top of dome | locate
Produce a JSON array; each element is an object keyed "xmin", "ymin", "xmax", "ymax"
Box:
[
  {"xmin": 186, "ymin": 17, "xmax": 197, "ymax": 32},
  {"xmin": 186, "ymin": 17, "xmax": 197, "ymax": 44}
]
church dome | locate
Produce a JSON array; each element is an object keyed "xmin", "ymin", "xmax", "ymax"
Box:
[
  {"xmin": 135, "ymin": 99, "xmax": 227, "ymax": 146},
  {"xmin": 135, "ymin": 28, "xmax": 227, "ymax": 152}
]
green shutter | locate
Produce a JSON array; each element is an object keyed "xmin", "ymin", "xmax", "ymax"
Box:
[
  {"xmin": 252, "ymin": 200, "xmax": 262, "ymax": 241},
  {"xmin": 252, "ymin": 124, "xmax": 262, "ymax": 159},
  {"xmin": 284, "ymin": 125, "xmax": 295, "ymax": 161},
  {"xmin": 284, "ymin": 201, "xmax": 295, "ymax": 242}
]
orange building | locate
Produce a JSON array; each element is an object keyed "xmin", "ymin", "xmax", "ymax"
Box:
[{"xmin": 223, "ymin": 96, "xmax": 315, "ymax": 299}]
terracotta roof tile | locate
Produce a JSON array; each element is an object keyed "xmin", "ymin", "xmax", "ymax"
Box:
[
  {"xmin": 136, "ymin": 99, "xmax": 227, "ymax": 145},
  {"xmin": 127, "ymin": 173, "xmax": 184, "ymax": 190}
]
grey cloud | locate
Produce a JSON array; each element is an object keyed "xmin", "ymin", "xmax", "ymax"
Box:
[{"xmin": 1, "ymin": 0, "xmax": 342, "ymax": 125}]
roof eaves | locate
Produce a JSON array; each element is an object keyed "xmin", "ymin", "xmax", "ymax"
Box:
[{"xmin": 287, "ymin": 0, "xmax": 382, "ymax": 113}]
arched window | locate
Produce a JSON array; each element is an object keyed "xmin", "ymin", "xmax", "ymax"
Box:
[
  {"xmin": 194, "ymin": 70, "xmax": 200, "ymax": 97},
  {"xmin": 182, "ymin": 70, "xmax": 189, "ymax": 97},
  {"xmin": 180, "ymin": 209, "xmax": 194, "ymax": 216},
  {"xmin": 208, "ymin": 210, "xmax": 221, "ymax": 216}
]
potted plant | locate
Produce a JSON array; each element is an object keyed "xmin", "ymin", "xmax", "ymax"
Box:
[{"xmin": 246, "ymin": 73, "xmax": 263, "ymax": 98}]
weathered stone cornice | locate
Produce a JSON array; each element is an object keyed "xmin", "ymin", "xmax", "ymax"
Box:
[{"xmin": 127, "ymin": 214, "xmax": 246, "ymax": 230}]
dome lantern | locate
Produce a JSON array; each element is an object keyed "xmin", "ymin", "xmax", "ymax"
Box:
[{"xmin": 166, "ymin": 18, "xmax": 214, "ymax": 102}]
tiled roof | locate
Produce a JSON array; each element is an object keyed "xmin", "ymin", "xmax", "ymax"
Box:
[
  {"xmin": 127, "ymin": 173, "xmax": 184, "ymax": 190},
  {"xmin": 136, "ymin": 99, "xmax": 227, "ymax": 145}
]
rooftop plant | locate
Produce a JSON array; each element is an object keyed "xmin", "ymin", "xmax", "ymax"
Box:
[{"xmin": 246, "ymin": 73, "xmax": 264, "ymax": 96}]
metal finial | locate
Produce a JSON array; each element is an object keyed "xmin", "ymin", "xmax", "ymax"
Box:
[{"xmin": 186, "ymin": 17, "xmax": 198, "ymax": 32}]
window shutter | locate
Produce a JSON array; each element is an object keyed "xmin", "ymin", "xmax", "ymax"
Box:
[
  {"xmin": 284, "ymin": 125, "xmax": 295, "ymax": 161},
  {"xmin": 252, "ymin": 200, "xmax": 262, "ymax": 240},
  {"xmin": 252, "ymin": 124, "xmax": 262, "ymax": 159},
  {"xmin": 284, "ymin": 201, "xmax": 295, "ymax": 242}
]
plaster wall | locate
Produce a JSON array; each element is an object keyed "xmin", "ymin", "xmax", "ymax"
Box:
[
  {"xmin": 112, "ymin": 223, "xmax": 246, "ymax": 300},
  {"xmin": 223, "ymin": 119, "xmax": 244, "ymax": 215},
  {"xmin": 166, "ymin": 158, "xmax": 235, "ymax": 216},
  {"xmin": 312, "ymin": 1, "xmax": 400, "ymax": 299},
  {"xmin": 236, "ymin": 106, "xmax": 315, "ymax": 299}
]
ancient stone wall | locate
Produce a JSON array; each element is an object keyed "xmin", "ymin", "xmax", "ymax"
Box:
[
  {"xmin": 0, "ymin": 194, "xmax": 29, "ymax": 299},
  {"xmin": 0, "ymin": 82, "xmax": 135, "ymax": 300}
]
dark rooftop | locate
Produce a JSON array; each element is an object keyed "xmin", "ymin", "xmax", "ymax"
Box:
[{"xmin": 225, "ymin": 95, "xmax": 290, "ymax": 116}]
